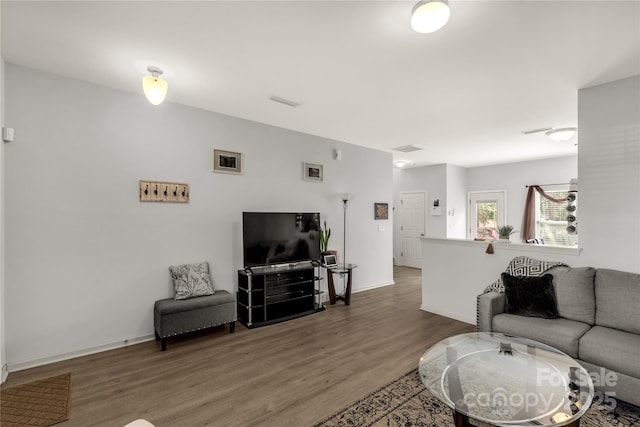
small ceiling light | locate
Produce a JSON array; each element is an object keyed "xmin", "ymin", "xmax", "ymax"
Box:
[
  {"xmin": 395, "ymin": 160, "xmax": 406, "ymax": 168},
  {"xmin": 142, "ymin": 66, "xmax": 168, "ymax": 105},
  {"xmin": 411, "ymin": 0, "xmax": 451, "ymax": 34},
  {"xmin": 546, "ymin": 127, "xmax": 577, "ymax": 142}
]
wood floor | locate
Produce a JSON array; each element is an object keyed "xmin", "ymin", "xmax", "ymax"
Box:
[{"xmin": 2, "ymin": 266, "xmax": 474, "ymax": 427}]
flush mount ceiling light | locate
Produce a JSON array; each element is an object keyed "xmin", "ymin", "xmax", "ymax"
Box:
[
  {"xmin": 411, "ymin": 0, "xmax": 451, "ymax": 34},
  {"xmin": 142, "ymin": 66, "xmax": 168, "ymax": 105},
  {"xmin": 523, "ymin": 126, "xmax": 578, "ymax": 142},
  {"xmin": 395, "ymin": 160, "xmax": 406, "ymax": 168},
  {"xmin": 546, "ymin": 127, "xmax": 577, "ymax": 142}
]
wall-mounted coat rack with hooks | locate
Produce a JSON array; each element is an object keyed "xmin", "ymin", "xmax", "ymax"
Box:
[{"xmin": 139, "ymin": 180, "xmax": 190, "ymax": 203}]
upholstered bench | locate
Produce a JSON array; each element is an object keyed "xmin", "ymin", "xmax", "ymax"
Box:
[{"xmin": 154, "ymin": 290, "xmax": 236, "ymax": 351}]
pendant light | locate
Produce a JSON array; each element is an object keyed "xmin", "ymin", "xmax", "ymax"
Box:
[
  {"xmin": 142, "ymin": 66, "xmax": 168, "ymax": 105},
  {"xmin": 411, "ymin": 0, "xmax": 451, "ymax": 34}
]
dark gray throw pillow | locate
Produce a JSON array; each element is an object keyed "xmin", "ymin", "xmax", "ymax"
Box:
[{"xmin": 502, "ymin": 273, "xmax": 559, "ymax": 319}]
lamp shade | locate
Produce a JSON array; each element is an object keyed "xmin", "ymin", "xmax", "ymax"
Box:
[
  {"xmin": 339, "ymin": 193, "xmax": 353, "ymax": 203},
  {"xmin": 546, "ymin": 127, "xmax": 577, "ymax": 142},
  {"xmin": 142, "ymin": 75, "xmax": 168, "ymax": 105},
  {"xmin": 411, "ymin": 0, "xmax": 451, "ymax": 34}
]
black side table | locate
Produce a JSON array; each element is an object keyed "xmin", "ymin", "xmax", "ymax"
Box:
[{"xmin": 326, "ymin": 263, "xmax": 357, "ymax": 305}]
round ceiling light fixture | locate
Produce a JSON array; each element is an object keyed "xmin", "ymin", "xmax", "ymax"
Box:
[
  {"xmin": 142, "ymin": 66, "xmax": 168, "ymax": 106},
  {"xmin": 546, "ymin": 127, "xmax": 577, "ymax": 142},
  {"xmin": 395, "ymin": 160, "xmax": 408, "ymax": 168},
  {"xmin": 411, "ymin": 0, "xmax": 451, "ymax": 34}
]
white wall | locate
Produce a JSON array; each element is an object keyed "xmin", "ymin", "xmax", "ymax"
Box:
[
  {"xmin": 392, "ymin": 164, "xmax": 446, "ymax": 264},
  {"xmin": 466, "ymin": 156, "xmax": 578, "ymax": 239},
  {"xmin": 0, "ymin": 55, "xmax": 6, "ymax": 382},
  {"xmin": 578, "ymin": 75, "xmax": 640, "ymax": 272},
  {"xmin": 421, "ymin": 75, "xmax": 640, "ymax": 324},
  {"xmin": 4, "ymin": 64, "xmax": 393, "ymax": 369},
  {"xmin": 392, "ymin": 157, "xmax": 577, "ymax": 263},
  {"xmin": 421, "ymin": 239, "xmax": 583, "ymax": 324},
  {"xmin": 446, "ymin": 164, "xmax": 466, "ymax": 239}
]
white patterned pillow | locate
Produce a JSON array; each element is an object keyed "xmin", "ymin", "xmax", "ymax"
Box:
[
  {"xmin": 483, "ymin": 256, "xmax": 569, "ymax": 293},
  {"xmin": 169, "ymin": 262, "xmax": 215, "ymax": 300}
]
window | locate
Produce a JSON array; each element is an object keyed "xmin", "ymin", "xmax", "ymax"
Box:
[
  {"xmin": 469, "ymin": 191, "xmax": 506, "ymax": 240},
  {"xmin": 535, "ymin": 186, "xmax": 578, "ymax": 246}
]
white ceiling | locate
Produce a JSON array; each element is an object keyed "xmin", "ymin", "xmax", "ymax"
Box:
[{"xmin": 2, "ymin": 1, "xmax": 639, "ymax": 168}]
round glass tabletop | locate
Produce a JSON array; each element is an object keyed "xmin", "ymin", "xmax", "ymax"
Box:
[
  {"xmin": 328, "ymin": 263, "xmax": 357, "ymax": 273},
  {"xmin": 418, "ymin": 332, "xmax": 593, "ymax": 426}
]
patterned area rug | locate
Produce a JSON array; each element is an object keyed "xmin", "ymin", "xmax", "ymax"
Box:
[
  {"xmin": 314, "ymin": 369, "xmax": 640, "ymax": 427},
  {"xmin": 0, "ymin": 373, "xmax": 72, "ymax": 427}
]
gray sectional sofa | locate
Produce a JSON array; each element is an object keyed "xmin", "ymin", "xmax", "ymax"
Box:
[{"xmin": 477, "ymin": 266, "xmax": 640, "ymax": 406}]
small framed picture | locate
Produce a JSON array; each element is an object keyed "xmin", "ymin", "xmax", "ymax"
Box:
[
  {"xmin": 212, "ymin": 149, "xmax": 242, "ymax": 174},
  {"xmin": 323, "ymin": 254, "xmax": 337, "ymax": 267},
  {"xmin": 303, "ymin": 162, "xmax": 323, "ymax": 182},
  {"xmin": 374, "ymin": 202, "xmax": 389, "ymax": 220}
]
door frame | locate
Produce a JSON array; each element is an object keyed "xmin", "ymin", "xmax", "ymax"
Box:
[{"xmin": 467, "ymin": 189, "xmax": 507, "ymax": 240}]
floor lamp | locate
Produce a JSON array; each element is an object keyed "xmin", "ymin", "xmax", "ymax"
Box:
[{"xmin": 339, "ymin": 193, "xmax": 352, "ymax": 268}]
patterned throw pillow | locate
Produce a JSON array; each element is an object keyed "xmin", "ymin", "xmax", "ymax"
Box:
[
  {"xmin": 169, "ymin": 262, "xmax": 215, "ymax": 300},
  {"xmin": 484, "ymin": 256, "xmax": 569, "ymax": 293}
]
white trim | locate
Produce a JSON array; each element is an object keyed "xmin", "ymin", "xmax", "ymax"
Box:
[
  {"xmin": 419, "ymin": 236, "xmax": 582, "ymax": 256},
  {"xmin": 7, "ymin": 334, "xmax": 155, "ymax": 373},
  {"xmin": 353, "ymin": 280, "xmax": 395, "ymax": 294},
  {"xmin": 2, "ymin": 364, "xmax": 8, "ymax": 383},
  {"xmin": 8, "ymin": 281, "xmax": 396, "ymax": 372},
  {"xmin": 467, "ymin": 189, "xmax": 507, "ymax": 240},
  {"xmin": 419, "ymin": 305, "xmax": 475, "ymax": 325}
]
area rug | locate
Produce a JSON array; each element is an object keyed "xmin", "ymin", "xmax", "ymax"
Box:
[
  {"xmin": 0, "ymin": 373, "xmax": 72, "ymax": 427},
  {"xmin": 314, "ymin": 369, "xmax": 640, "ymax": 427}
]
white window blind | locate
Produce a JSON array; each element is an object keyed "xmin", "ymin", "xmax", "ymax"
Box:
[{"xmin": 535, "ymin": 186, "xmax": 578, "ymax": 247}]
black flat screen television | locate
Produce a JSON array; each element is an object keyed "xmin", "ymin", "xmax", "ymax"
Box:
[{"xmin": 242, "ymin": 212, "xmax": 321, "ymax": 268}]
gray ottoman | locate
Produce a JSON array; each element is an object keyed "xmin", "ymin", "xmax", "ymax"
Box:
[{"xmin": 154, "ymin": 290, "xmax": 236, "ymax": 351}]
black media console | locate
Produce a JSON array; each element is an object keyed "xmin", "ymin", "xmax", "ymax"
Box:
[{"xmin": 237, "ymin": 261, "xmax": 325, "ymax": 328}]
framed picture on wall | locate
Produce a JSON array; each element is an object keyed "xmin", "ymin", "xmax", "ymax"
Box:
[
  {"xmin": 303, "ymin": 162, "xmax": 323, "ymax": 182},
  {"xmin": 212, "ymin": 149, "xmax": 242, "ymax": 174},
  {"xmin": 374, "ymin": 202, "xmax": 389, "ymax": 220}
]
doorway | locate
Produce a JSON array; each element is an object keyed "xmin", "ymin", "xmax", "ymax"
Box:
[
  {"xmin": 468, "ymin": 190, "xmax": 506, "ymax": 240},
  {"xmin": 400, "ymin": 191, "xmax": 426, "ymax": 268}
]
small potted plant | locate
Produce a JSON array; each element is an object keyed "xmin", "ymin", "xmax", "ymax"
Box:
[
  {"xmin": 320, "ymin": 221, "xmax": 331, "ymax": 254},
  {"xmin": 497, "ymin": 225, "xmax": 515, "ymax": 242}
]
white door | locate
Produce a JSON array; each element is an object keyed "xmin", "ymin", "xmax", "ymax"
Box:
[
  {"xmin": 468, "ymin": 191, "xmax": 506, "ymax": 240},
  {"xmin": 400, "ymin": 192, "xmax": 426, "ymax": 268}
]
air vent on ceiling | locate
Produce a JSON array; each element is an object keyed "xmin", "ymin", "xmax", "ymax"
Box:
[{"xmin": 392, "ymin": 145, "xmax": 423, "ymax": 153}]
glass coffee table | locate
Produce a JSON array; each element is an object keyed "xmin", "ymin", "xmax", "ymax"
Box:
[{"xmin": 418, "ymin": 333, "xmax": 594, "ymax": 426}]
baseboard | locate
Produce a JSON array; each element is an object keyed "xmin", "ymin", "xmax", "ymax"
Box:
[
  {"xmin": 2, "ymin": 364, "xmax": 8, "ymax": 383},
  {"xmin": 7, "ymin": 283, "xmax": 396, "ymax": 373},
  {"xmin": 7, "ymin": 334, "xmax": 155, "ymax": 373},
  {"xmin": 420, "ymin": 305, "xmax": 475, "ymax": 325},
  {"xmin": 319, "ymin": 281, "xmax": 395, "ymax": 303},
  {"xmin": 354, "ymin": 281, "xmax": 395, "ymax": 293}
]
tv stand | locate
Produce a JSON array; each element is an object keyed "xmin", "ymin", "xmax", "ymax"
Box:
[{"xmin": 237, "ymin": 262, "xmax": 325, "ymax": 328}]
